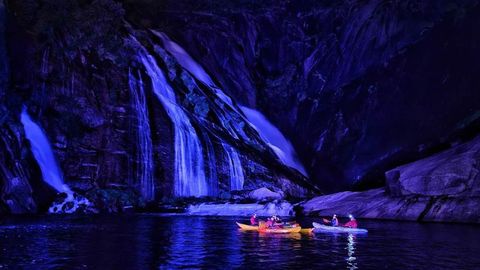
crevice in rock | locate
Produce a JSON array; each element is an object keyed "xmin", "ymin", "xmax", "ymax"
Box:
[{"xmin": 417, "ymin": 196, "xmax": 436, "ymax": 222}]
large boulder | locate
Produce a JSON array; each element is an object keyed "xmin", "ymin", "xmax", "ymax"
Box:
[
  {"xmin": 301, "ymin": 188, "xmax": 480, "ymax": 223},
  {"xmin": 386, "ymin": 136, "xmax": 480, "ymax": 197},
  {"xmin": 187, "ymin": 201, "xmax": 294, "ymax": 216},
  {"xmin": 303, "ymin": 136, "xmax": 480, "ymax": 223},
  {"xmin": 302, "ymin": 189, "xmax": 430, "ymax": 221},
  {"xmin": 248, "ymin": 187, "xmax": 283, "ymax": 201}
]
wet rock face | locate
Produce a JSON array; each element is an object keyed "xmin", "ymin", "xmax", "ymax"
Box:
[
  {"xmin": 0, "ymin": 0, "xmax": 312, "ymax": 214},
  {"xmin": 148, "ymin": 0, "xmax": 480, "ymax": 191},
  {"xmin": 1, "ymin": 0, "xmax": 480, "ymax": 215},
  {"xmin": 0, "ymin": 0, "xmax": 7, "ymax": 97},
  {"xmin": 386, "ymin": 136, "xmax": 480, "ymax": 197},
  {"xmin": 302, "ymin": 189, "xmax": 430, "ymax": 221},
  {"xmin": 303, "ymin": 136, "xmax": 480, "ymax": 223},
  {"xmin": 301, "ymin": 188, "xmax": 480, "ymax": 223},
  {"xmin": 0, "ymin": 121, "xmax": 55, "ymax": 214}
]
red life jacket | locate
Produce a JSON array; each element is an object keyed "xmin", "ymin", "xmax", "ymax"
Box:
[{"xmin": 344, "ymin": 220, "xmax": 358, "ymax": 228}]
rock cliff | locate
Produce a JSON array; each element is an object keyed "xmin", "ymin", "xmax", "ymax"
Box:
[
  {"xmin": 0, "ymin": 0, "xmax": 479, "ymax": 219},
  {"xmin": 302, "ymin": 136, "xmax": 480, "ymax": 223}
]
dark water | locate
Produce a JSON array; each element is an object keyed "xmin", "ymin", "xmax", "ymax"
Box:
[{"xmin": 0, "ymin": 215, "xmax": 479, "ymax": 269}]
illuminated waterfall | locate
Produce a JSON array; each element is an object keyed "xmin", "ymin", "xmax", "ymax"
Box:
[
  {"xmin": 139, "ymin": 51, "xmax": 208, "ymax": 197},
  {"xmin": 239, "ymin": 106, "xmax": 307, "ymax": 176},
  {"xmin": 154, "ymin": 31, "xmax": 246, "ymax": 191},
  {"xmin": 128, "ymin": 70, "xmax": 155, "ymax": 201},
  {"xmin": 201, "ymin": 131, "xmax": 219, "ymax": 196},
  {"xmin": 20, "ymin": 107, "xmax": 72, "ymax": 195},
  {"xmin": 222, "ymin": 143, "xmax": 244, "ymax": 191}
]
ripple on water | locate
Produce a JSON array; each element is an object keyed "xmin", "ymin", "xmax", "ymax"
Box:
[{"xmin": 0, "ymin": 215, "xmax": 479, "ymax": 269}]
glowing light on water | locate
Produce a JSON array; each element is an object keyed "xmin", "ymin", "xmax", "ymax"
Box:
[{"xmin": 346, "ymin": 233, "xmax": 358, "ymax": 270}]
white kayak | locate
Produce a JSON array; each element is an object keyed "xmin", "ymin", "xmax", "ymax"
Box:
[{"xmin": 312, "ymin": 222, "xmax": 368, "ymax": 233}]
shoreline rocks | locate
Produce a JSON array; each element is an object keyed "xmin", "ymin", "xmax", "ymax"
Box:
[
  {"xmin": 187, "ymin": 201, "xmax": 294, "ymax": 217},
  {"xmin": 302, "ymin": 136, "xmax": 480, "ymax": 224},
  {"xmin": 386, "ymin": 136, "xmax": 480, "ymax": 197},
  {"xmin": 301, "ymin": 188, "xmax": 480, "ymax": 223}
]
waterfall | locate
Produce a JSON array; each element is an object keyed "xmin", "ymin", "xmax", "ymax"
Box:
[
  {"xmin": 153, "ymin": 31, "xmax": 236, "ymax": 108},
  {"xmin": 139, "ymin": 51, "xmax": 208, "ymax": 197},
  {"xmin": 20, "ymin": 107, "xmax": 72, "ymax": 195},
  {"xmin": 128, "ymin": 70, "xmax": 155, "ymax": 201},
  {"xmin": 153, "ymin": 31, "xmax": 214, "ymax": 87},
  {"xmin": 154, "ymin": 31, "xmax": 241, "ymax": 141},
  {"xmin": 201, "ymin": 131, "xmax": 218, "ymax": 196},
  {"xmin": 239, "ymin": 106, "xmax": 308, "ymax": 176},
  {"xmin": 222, "ymin": 143, "xmax": 244, "ymax": 191},
  {"xmin": 152, "ymin": 32, "xmax": 272, "ymax": 192}
]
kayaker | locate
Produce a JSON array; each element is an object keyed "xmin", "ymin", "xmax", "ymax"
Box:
[
  {"xmin": 258, "ymin": 220, "xmax": 267, "ymax": 231},
  {"xmin": 331, "ymin": 214, "xmax": 339, "ymax": 226},
  {"xmin": 272, "ymin": 215, "xmax": 283, "ymax": 228},
  {"xmin": 272, "ymin": 215, "xmax": 282, "ymax": 223},
  {"xmin": 250, "ymin": 214, "xmax": 258, "ymax": 225},
  {"xmin": 323, "ymin": 214, "xmax": 339, "ymax": 226},
  {"xmin": 343, "ymin": 215, "xmax": 358, "ymax": 228},
  {"xmin": 265, "ymin": 217, "xmax": 274, "ymax": 228}
]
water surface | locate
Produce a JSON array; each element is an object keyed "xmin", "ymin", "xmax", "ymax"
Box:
[{"xmin": 0, "ymin": 215, "xmax": 479, "ymax": 269}]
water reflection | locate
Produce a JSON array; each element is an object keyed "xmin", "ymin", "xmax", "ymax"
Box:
[
  {"xmin": 258, "ymin": 232, "xmax": 302, "ymax": 240},
  {"xmin": 346, "ymin": 233, "xmax": 358, "ymax": 270},
  {"xmin": 1, "ymin": 216, "xmax": 480, "ymax": 269},
  {"xmin": 162, "ymin": 217, "xmax": 206, "ymax": 268}
]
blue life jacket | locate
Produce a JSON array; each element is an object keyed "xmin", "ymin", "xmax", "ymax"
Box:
[{"xmin": 332, "ymin": 218, "xmax": 338, "ymax": 226}]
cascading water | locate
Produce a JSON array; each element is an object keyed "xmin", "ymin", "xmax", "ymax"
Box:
[
  {"xmin": 222, "ymin": 143, "xmax": 244, "ymax": 191},
  {"xmin": 20, "ymin": 107, "xmax": 72, "ymax": 195},
  {"xmin": 128, "ymin": 70, "xmax": 155, "ymax": 201},
  {"xmin": 239, "ymin": 106, "xmax": 308, "ymax": 176},
  {"xmin": 201, "ymin": 131, "xmax": 218, "ymax": 196},
  {"xmin": 153, "ymin": 31, "xmax": 214, "ymax": 87},
  {"xmin": 153, "ymin": 31, "xmax": 241, "ymax": 140},
  {"xmin": 153, "ymin": 31, "xmax": 249, "ymax": 192},
  {"xmin": 139, "ymin": 50, "xmax": 208, "ymax": 197}
]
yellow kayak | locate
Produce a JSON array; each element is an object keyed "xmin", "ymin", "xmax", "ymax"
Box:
[
  {"xmin": 236, "ymin": 222, "xmax": 302, "ymax": 234},
  {"xmin": 236, "ymin": 222, "xmax": 258, "ymax": 231},
  {"xmin": 300, "ymin": 228, "xmax": 314, "ymax": 234}
]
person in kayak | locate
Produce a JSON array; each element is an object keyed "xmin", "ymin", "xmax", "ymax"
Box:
[
  {"xmin": 272, "ymin": 215, "xmax": 283, "ymax": 228},
  {"xmin": 331, "ymin": 214, "xmax": 339, "ymax": 226},
  {"xmin": 343, "ymin": 215, "xmax": 358, "ymax": 228},
  {"xmin": 250, "ymin": 214, "xmax": 258, "ymax": 225},
  {"xmin": 323, "ymin": 214, "xmax": 339, "ymax": 226},
  {"xmin": 265, "ymin": 217, "xmax": 274, "ymax": 228}
]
